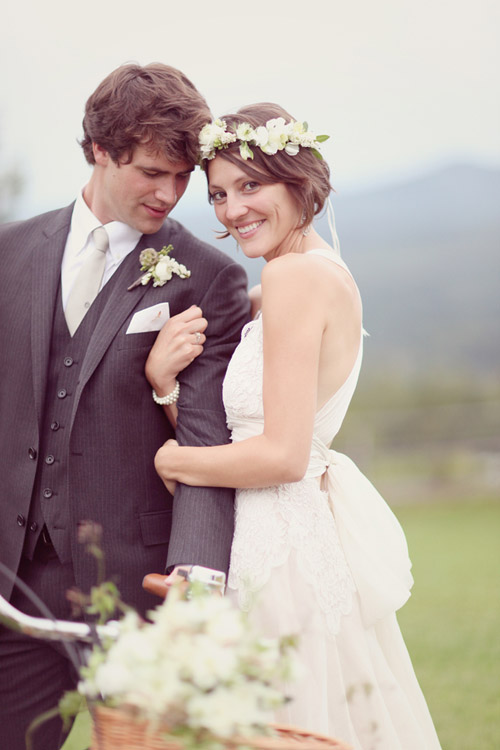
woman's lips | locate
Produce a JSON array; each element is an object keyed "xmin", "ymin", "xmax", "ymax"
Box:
[{"xmin": 237, "ymin": 220, "xmax": 264, "ymax": 237}]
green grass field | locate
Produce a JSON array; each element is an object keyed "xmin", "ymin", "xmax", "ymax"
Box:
[
  {"xmin": 395, "ymin": 501, "xmax": 500, "ymax": 750},
  {"xmin": 63, "ymin": 500, "xmax": 500, "ymax": 750}
]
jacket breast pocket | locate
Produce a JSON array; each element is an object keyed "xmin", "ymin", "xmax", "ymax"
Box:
[
  {"xmin": 117, "ymin": 330, "xmax": 159, "ymax": 350},
  {"xmin": 139, "ymin": 509, "xmax": 172, "ymax": 546}
]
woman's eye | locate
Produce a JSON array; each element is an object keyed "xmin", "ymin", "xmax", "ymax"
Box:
[
  {"xmin": 209, "ymin": 191, "xmax": 225, "ymax": 204},
  {"xmin": 243, "ymin": 181, "xmax": 259, "ymax": 192}
]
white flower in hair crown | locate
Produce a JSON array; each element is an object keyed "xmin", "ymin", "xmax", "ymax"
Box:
[
  {"xmin": 127, "ymin": 244, "xmax": 191, "ymax": 290},
  {"xmin": 199, "ymin": 117, "xmax": 329, "ymax": 162}
]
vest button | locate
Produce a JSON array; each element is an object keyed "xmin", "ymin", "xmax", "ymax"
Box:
[
  {"xmin": 50, "ymin": 421, "xmax": 60, "ymax": 431},
  {"xmin": 30, "ymin": 522, "xmax": 38, "ymax": 532},
  {"xmin": 64, "ymin": 357, "xmax": 74, "ymax": 367},
  {"xmin": 28, "ymin": 447, "xmax": 37, "ymax": 460},
  {"xmin": 43, "ymin": 488, "xmax": 53, "ymax": 499},
  {"xmin": 17, "ymin": 514, "xmax": 26, "ymax": 527},
  {"xmin": 57, "ymin": 389, "xmax": 67, "ymax": 399},
  {"xmin": 45, "ymin": 455, "xmax": 55, "ymax": 465}
]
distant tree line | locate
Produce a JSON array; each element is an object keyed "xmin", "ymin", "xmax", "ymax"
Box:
[{"xmin": 0, "ymin": 129, "xmax": 23, "ymax": 222}]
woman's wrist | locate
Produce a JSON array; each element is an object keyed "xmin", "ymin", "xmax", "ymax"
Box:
[
  {"xmin": 151, "ymin": 378, "xmax": 178, "ymax": 398},
  {"xmin": 152, "ymin": 380, "xmax": 180, "ymax": 406},
  {"xmin": 145, "ymin": 351, "xmax": 179, "ymax": 396}
]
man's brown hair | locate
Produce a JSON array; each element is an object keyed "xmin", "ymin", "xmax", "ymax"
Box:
[{"xmin": 80, "ymin": 63, "xmax": 211, "ymax": 166}]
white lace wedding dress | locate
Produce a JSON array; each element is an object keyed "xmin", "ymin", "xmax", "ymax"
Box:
[{"xmin": 224, "ymin": 249, "xmax": 441, "ymax": 749}]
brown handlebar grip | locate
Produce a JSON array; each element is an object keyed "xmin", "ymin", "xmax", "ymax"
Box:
[{"xmin": 142, "ymin": 573, "xmax": 170, "ymax": 599}]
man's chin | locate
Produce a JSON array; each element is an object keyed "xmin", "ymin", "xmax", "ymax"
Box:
[{"xmin": 137, "ymin": 216, "xmax": 169, "ymax": 235}]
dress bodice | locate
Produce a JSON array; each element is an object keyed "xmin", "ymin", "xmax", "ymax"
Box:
[{"xmin": 223, "ymin": 248, "xmax": 363, "ymax": 463}]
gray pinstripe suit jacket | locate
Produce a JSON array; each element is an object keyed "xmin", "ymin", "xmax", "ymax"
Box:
[{"xmin": 0, "ymin": 204, "xmax": 250, "ymax": 612}]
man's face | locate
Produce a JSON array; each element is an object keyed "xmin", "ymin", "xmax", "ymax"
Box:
[{"xmin": 87, "ymin": 144, "xmax": 194, "ymax": 234}]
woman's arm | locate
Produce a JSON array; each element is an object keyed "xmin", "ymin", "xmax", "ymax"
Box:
[
  {"xmin": 248, "ymin": 283, "xmax": 262, "ymax": 318},
  {"xmin": 145, "ymin": 305, "xmax": 207, "ymax": 427},
  {"xmin": 154, "ymin": 254, "xmax": 327, "ymax": 488}
]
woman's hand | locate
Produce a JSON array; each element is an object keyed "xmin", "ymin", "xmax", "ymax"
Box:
[
  {"xmin": 155, "ymin": 438, "xmax": 179, "ymax": 495},
  {"xmin": 145, "ymin": 305, "xmax": 207, "ymax": 396}
]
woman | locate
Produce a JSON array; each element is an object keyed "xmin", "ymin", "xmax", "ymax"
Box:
[{"xmin": 150, "ymin": 104, "xmax": 441, "ymax": 749}]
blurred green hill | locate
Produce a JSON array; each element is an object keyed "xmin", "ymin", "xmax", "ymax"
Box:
[{"xmin": 330, "ymin": 164, "xmax": 500, "ymax": 378}]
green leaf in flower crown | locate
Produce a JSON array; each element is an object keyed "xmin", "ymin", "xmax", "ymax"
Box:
[
  {"xmin": 239, "ymin": 141, "xmax": 254, "ymax": 160},
  {"xmin": 316, "ymin": 135, "xmax": 330, "ymax": 142},
  {"xmin": 310, "ymin": 148, "xmax": 324, "ymax": 160}
]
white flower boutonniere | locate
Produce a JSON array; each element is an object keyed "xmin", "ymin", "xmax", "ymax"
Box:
[{"xmin": 127, "ymin": 245, "xmax": 191, "ymax": 291}]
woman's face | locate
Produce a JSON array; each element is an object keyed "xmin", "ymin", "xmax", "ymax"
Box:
[{"xmin": 207, "ymin": 156, "xmax": 303, "ymax": 262}]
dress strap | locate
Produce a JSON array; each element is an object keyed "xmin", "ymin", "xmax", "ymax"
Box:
[
  {"xmin": 306, "ymin": 248, "xmax": 369, "ymax": 338},
  {"xmin": 305, "ymin": 247, "xmax": 352, "ymax": 276}
]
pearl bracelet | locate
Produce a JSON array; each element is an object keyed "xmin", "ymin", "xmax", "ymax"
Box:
[{"xmin": 152, "ymin": 380, "xmax": 180, "ymax": 406}]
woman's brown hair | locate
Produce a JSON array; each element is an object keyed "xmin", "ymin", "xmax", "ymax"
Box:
[{"xmin": 205, "ymin": 103, "xmax": 332, "ymax": 229}]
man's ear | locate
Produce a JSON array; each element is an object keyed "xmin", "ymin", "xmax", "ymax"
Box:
[{"xmin": 92, "ymin": 142, "xmax": 110, "ymax": 166}]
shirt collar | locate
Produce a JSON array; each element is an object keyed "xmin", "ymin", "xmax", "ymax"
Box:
[{"xmin": 71, "ymin": 189, "xmax": 142, "ymax": 262}]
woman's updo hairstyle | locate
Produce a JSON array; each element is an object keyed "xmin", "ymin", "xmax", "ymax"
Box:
[{"xmin": 205, "ymin": 102, "xmax": 332, "ymax": 227}]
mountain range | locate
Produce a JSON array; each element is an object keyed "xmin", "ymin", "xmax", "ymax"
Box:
[{"xmin": 173, "ymin": 163, "xmax": 500, "ymax": 382}]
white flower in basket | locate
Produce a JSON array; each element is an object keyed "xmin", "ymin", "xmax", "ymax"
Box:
[{"xmin": 77, "ymin": 582, "xmax": 298, "ymax": 748}]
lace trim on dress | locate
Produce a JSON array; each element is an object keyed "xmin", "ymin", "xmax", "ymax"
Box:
[
  {"xmin": 227, "ymin": 478, "xmax": 356, "ymax": 637},
  {"xmin": 224, "ymin": 318, "xmax": 264, "ymax": 426}
]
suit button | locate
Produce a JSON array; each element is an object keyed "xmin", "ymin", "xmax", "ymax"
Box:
[
  {"xmin": 17, "ymin": 514, "xmax": 26, "ymax": 527},
  {"xmin": 57, "ymin": 389, "xmax": 67, "ymax": 399},
  {"xmin": 30, "ymin": 522, "xmax": 38, "ymax": 532},
  {"xmin": 50, "ymin": 421, "xmax": 60, "ymax": 431},
  {"xmin": 43, "ymin": 488, "xmax": 53, "ymax": 499},
  {"xmin": 28, "ymin": 447, "xmax": 37, "ymax": 460},
  {"xmin": 64, "ymin": 357, "xmax": 74, "ymax": 367},
  {"xmin": 45, "ymin": 455, "xmax": 55, "ymax": 465}
]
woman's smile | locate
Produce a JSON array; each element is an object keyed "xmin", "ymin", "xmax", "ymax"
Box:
[{"xmin": 237, "ymin": 220, "xmax": 264, "ymax": 237}]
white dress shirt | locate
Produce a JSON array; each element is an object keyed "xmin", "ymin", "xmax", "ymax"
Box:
[{"xmin": 61, "ymin": 190, "xmax": 142, "ymax": 309}]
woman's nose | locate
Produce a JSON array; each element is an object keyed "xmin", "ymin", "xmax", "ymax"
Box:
[{"xmin": 225, "ymin": 194, "xmax": 247, "ymax": 221}]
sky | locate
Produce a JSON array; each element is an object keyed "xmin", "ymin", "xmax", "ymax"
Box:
[{"xmin": 1, "ymin": 0, "xmax": 499, "ymax": 220}]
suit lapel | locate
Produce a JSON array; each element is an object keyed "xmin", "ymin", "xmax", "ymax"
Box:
[
  {"xmin": 70, "ymin": 234, "xmax": 155, "ymax": 424},
  {"xmin": 31, "ymin": 205, "xmax": 74, "ymax": 425}
]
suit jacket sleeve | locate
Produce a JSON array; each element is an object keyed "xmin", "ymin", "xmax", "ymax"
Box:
[{"xmin": 165, "ymin": 259, "xmax": 251, "ymax": 574}]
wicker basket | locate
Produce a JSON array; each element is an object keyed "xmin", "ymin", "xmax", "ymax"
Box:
[{"xmin": 90, "ymin": 706, "xmax": 351, "ymax": 750}]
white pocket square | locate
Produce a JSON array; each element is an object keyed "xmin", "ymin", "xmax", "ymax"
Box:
[{"xmin": 126, "ymin": 303, "xmax": 170, "ymax": 334}]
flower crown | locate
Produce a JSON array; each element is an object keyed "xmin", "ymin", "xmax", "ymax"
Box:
[{"xmin": 199, "ymin": 117, "xmax": 329, "ymax": 162}]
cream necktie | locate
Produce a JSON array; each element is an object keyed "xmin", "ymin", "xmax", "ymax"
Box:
[{"xmin": 65, "ymin": 226, "xmax": 109, "ymax": 336}]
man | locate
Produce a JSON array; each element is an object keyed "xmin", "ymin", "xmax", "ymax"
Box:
[{"xmin": 0, "ymin": 63, "xmax": 250, "ymax": 749}]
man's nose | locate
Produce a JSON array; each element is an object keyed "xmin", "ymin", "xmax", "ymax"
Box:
[{"xmin": 155, "ymin": 179, "xmax": 177, "ymax": 206}]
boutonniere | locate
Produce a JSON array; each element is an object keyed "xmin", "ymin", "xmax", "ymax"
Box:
[{"xmin": 127, "ymin": 245, "xmax": 191, "ymax": 291}]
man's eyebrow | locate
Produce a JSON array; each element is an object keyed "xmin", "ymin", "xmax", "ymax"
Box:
[{"xmin": 138, "ymin": 165, "xmax": 195, "ymax": 175}]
